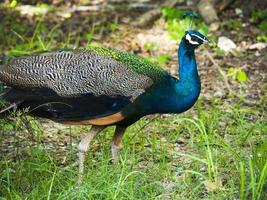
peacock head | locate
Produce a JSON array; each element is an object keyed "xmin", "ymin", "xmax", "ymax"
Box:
[{"xmin": 184, "ymin": 30, "xmax": 210, "ymax": 49}]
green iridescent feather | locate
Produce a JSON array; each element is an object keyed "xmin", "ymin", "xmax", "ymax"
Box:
[{"xmin": 87, "ymin": 46, "xmax": 169, "ymax": 81}]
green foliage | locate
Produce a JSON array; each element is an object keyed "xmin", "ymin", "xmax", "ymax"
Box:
[
  {"xmin": 108, "ymin": 16, "xmax": 118, "ymax": 33},
  {"xmin": 226, "ymin": 20, "xmax": 243, "ymax": 30},
  {"xmin": 259, "ymin": 21, "xmax": 267, "ymax": 32},
  {"xmin": 198, "ymin": 23, "xmax": 209, "ymax": 36},
  {"xmin": 0, "ymin": 120, "xmax": 14, "ymax": 130},
  {"xmin": 161, "ymin": 7, "xmax": 184, "ymax": 21},
  {"xmin": 227, "ymin": 67, "xmax": 248, "ymax": 83},
  {"xmin": 235, "ymin": 50, "xmax": 245, "ymax": 58},
  {"xmin": 257, "ymin": 35, "xmax": 267, "ymax": 42},
  {"xmin": 143, "ymin": 42, "xmax": 159, "ymax": 51},
  {"xmin": 3, "ymin": 0, "xmax": 18, "ymax": 8},
  {"xmin": 166, "ymin": 19, "xmax": 190, "ymax": 41},
  {"xmin": 161, "ymin": 7, "xmax": 209, "ymax": 41},
  {"xmin": 251, "ymin": 9, "xmax": 267, "ymax": 42},
  {"xmin": 251, "ymin": 9, "xmax": 267, "ymax": 22},
  {"xmin": 215, "ymin": 48, "xmax": 226, "ymax": 58},
  {"xmin": 252, "ymin": 141, "xmax": 267, "ymax": 173},
  {"xmin": 85, "ymin": 26, "xmax": 95, "ymax": 44},
  {"xmin": 236, "ymin": 70, "xmax": 248, "ymax": 82},
  {"xmin": 0, "ymin": 102, "xmax": 266, "ymax": 199},
  {"xmin": 108, "ymin": 22, "xmax": 117, "ymax": 32},
  {"xmin": 257, "ymin": 21, "xmax": 267, "ymax": 42},
  {"xmin": 34, "ymin": 3, "xmax": 53, "ymax": 17}
]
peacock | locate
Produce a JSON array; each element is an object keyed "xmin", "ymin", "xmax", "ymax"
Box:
[{"xmin": 0, "ymin": 29, "xmax": 210, "ymax": 182}]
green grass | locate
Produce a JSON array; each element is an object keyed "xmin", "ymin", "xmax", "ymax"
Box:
[{"xmin": 0, "ymin": 98, "xmax": 266, "ymax": 199}]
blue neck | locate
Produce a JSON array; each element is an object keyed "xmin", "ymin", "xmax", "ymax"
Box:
[
  {"xmin": 178, "ymin": 39, "xmax": 198, "ymax": 81},
  {"xmin": 122, "ymin": 38, "xmax": 201, "ymax": 117},
  {"xmin": 163, "ymin": 38, "xmax": 200, "ymax": 113}
]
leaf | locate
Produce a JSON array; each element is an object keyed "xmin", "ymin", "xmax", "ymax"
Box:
[
  {"xmin": 108, "ymin": 22, "xmax": 117, "ymax": 32},
  {"xmin": 199, "ymin": 23, "xmax": 209, "ymax": 36},
  {"xmin": 215, "ymin": 48, "xmax": 226, "ymax": 58},
  {"xmin": 237, "ymin": 69, "xmax": 248, "ymax": 82},
  {"xmin": 10, "ymin": 0, "xmax": 17, "ymax": 8},
  {"xmin": 227, "ymin": 67, "xmax": 237, "ymax": 79},
  {"xmin": 203, "ymin": 179, "xmax": 222, "ymax": 192},
  {"xmin": 4, "ymin": 123, "xmax": 14, "ymax": 130},
  {"xmin": 144, "ymin": 42, "xmax": 159, "ymax": 51},
  {"xmin": 167, "ymin": 19, "xmax": 191, "ymax": 41},
  {"xmin": 161, "ymin": 7, "xmax": 183, "ymax": 20}
]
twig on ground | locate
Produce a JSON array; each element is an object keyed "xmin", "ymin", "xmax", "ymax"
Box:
[
  {"xmin": 204, "ymin": 49, "xmax": 234, "ymax": 94},
  {"xmin": 204, "ymin": 49, "xmax": 259, "ymax": 106}
]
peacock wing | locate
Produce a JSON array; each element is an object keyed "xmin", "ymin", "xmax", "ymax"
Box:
[
  {"xmin": 0, "ymin": 49, "xmax": 154, "ymax": 99},
  {"xmin": 0, "ymin": 49, "xmax": 160, "ymax": 124}
]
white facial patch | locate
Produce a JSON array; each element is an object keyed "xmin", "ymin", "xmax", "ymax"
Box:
[
  {"xmin": 191, "ymin": 33, "xmax": 206, "ymax": 41},
  {"xmin": 185, "ymin": 34, "xmax": 200, "ymax": 45}
]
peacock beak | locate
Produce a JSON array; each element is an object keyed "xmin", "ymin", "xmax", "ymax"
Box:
[{"xmin": 203, "ymin": 37, "xmax": 212, "ymax": 44}]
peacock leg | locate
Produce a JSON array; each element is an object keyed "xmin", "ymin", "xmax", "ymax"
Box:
[
  {"xmin": 111, "ymin": 126, "xmax": 127, "ymax": 163},
  {"xmin": 0, "ymin": 101, "xmax": 20, "ymax": 113},
  {"xmin": 78, "ymin": 125, "xmax": 105, "ymax": 183}
]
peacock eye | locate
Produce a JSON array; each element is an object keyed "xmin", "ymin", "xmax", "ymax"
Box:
[{"xmin": 191, "ymin": 36, "xmax": 197, "ymax": 41}]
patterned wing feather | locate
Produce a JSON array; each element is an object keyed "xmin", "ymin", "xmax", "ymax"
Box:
[{"xmin": 0, "ymin": 49, "xmax": 155, "ymax": 100}]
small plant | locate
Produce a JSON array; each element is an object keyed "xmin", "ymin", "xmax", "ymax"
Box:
[
  {"xmin": 227, "ymin": 67, "xmax": 248, "ymax": 83},
  {"xmin": 250, "ymin": 9, "xmax": 267, "ymax": 42},
  {"xmin": 161, "ymin": 7, "xmax": 209, "ymax": 41},
  {"xmin": 34, "ymin": 3, "xmax": 53, "ymax": 17},
  {"xmin": 257, "ymin": 34, "xmax": 267, "ymax": 42},
  {"xmin": 161, "ymin": 7, "xmax": 184, "ymax": 21},
  {"xmin": 226, "ymin": 19, "xmax": 243, "ymax": 30},
  {"xmin": 215, "ymin": 48, "xmax": 226, "ymax": 58},
  {"xmin": 235, "ymin": 50, "xmax": 245, "ymax": 58},
  {"xmin": 84, "ymin": 23, "xmax": 96, "ymax": 44},
  {"xmin": 0, "ymin": 119, "xmax": 14, "ymax": 130},
  {"xmin": 143, "ymin": 42, "xmax": 159, "ymax": 52},
  {"xmin": 257, "ymin": 21, "xmax": 267, "ymax": 42},
  {"xmin": 165, "ymin": 19, "xmax": 191, "ymax": 41},
  {"xmin": 108, "ymin": 22, "xmax": 117, "ymax": 32},
  {"xmin": 251, "ymin": 9, "xmax": 267, "ymax": 23},
  {"xmin": 259, "ymin": 21, "xmax": 267, "ymax": 32},
  {"xmin": 3, "ymin": 0, "xmax": 18, "ymax": 9},
  {"xmin": 108, "ymin": 16, "xmax": 118, "ymax": 33}
]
